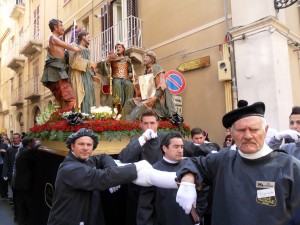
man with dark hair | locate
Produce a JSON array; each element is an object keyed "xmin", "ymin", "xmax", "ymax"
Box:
[
  {"xmin": 175, "ymin": 102, "xmax": 300, "ymax": 225},
  {"xmin": 183, "ymin": 128, "xmax": 218, "ymax": 158},
  {"xmin": 41, "ymin": 19, "xmax": 82, "ymax": 109},
  {"xmin": 119, "ymin": 110, "xmax": 203, "ymax": 225},
  {"xmin": 13, "ymin": 137, "xmax": 39, "ymax": 225},
  {"xmin": 99, "ymin": 43, "xmax": 135, "ymax": 108},
  {"xmin": 191, "ymin": 128, "xmax": 210, "ymax": 144},
  {"xmin": 137, "ymin": 132, "xmax": 206, "ymax": 225},
  {"xmin": 47, "ymin": 128, "xmax": 153, "ymax": 225},
  {"xmin": 119, "ymin": 110, "xmax": 162, "ymax": 164},
  {"xmin": 119, "ymin": 110, "xmax": 167, "ymax": 225},
  {"xmin": 268, "ymin": 106, "xmax": 300, "ymax": 158},
  {"xmin": 68, "ymin": 29, "xmax": 100, "ymax": 114}
]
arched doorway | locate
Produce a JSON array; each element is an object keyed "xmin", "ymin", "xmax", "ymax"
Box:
[
  {"xmin": 17, "ymin": 112, "xmax": 24, "ymax": 133},
  {"xmin": 33, "ymin": 106, "xmax": 41, "ymax": 125}
]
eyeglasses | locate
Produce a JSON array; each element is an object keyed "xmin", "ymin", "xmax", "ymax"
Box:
[{"xmin": 226, "ymin": 139, "xmax": 232, "ymax": 142}]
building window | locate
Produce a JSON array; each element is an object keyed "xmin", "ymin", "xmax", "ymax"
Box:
[
  {"xmin": 18, "ymin": 73, "xmax": 22, "ymax": 101},
  {"xmin": 33, "ymin": 59, "xmax": 39, "ymax": 94},
  {"xmin": 33, "ymin": 5, "xmax": 40, "ymax": 40}
]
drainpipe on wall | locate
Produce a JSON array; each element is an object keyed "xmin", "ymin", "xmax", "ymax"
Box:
[
  {"xmin": 229, "ymin": 35, "xmax": 238, "ymax": 110},
  {"xmin": 224, "ymin": 0, "xmax": 238, "ymax": 110}
]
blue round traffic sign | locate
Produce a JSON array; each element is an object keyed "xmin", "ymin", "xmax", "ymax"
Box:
[{"xmin": 165, "ymin": 70, "xmax": 186, "ymax": 95}]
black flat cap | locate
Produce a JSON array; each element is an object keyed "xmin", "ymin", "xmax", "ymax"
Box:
[
  {"xmin": 290, "ymin": 106, "xmax": 300, "ymax": 116},
  {"xmin": 222, "ymin": 102, "xmax": 265, "ymax": 128},
  {"xmin": 66, "ymin": 128, "xmax": 99, "ymax": 150}
]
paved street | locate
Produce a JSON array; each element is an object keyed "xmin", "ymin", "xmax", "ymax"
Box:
[{"xmin": 0, "ymin": 198, "xmax": 16, "ymax": 225}]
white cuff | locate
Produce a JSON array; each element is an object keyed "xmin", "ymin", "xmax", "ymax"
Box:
[{"xmin": 180, "ymin": 182, "xmax": 196, "ymax": 187}]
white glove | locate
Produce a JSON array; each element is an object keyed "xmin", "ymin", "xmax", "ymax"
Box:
[
  {"xmin": 134, "ymin": 160, "xmax": 152, "ymax": 172},
  {"xmin": 138, "ymin": 129, "xmax": 158, "ymax": 146},
  {"xmin": 3, "ymin": 177, "xmax": 8, "ymax": 181},
  {"xmin": 176, "ymin": 182, "xmax": 197, "ymax": 214},
  {"xmin": 132, "ymin": 160, "xmax": 153, "ymax": 187},
  {"xmin": 275, "ymin": 130, "xmax": 300, "ymax": 141},
  {"xmin": 143, "ymin": 128, "xmax": 157, "ymax": 140},
  {"xmin": 148, "ymin": 170, "xmax": 177, "ymax": 189},
  {"xmin": 109, "ymin": 185, "xmax": 121, "ymax": 193}
]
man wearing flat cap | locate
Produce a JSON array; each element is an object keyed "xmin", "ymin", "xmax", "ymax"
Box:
[
  {"xmin": 268, "ymin": 106, "xmax": 300, "ymax": 159},
  {"xmin": 47, "ymin": 128, "xmax": 163, "ymax": 225},
  {"xmin": 174, "ymin": 102, "xmax": 300, "ymax": 225}
]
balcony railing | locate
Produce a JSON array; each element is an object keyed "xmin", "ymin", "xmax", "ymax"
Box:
[
  {"xmin": 20, "ymin": 25, "xmax": 43, "ymax": 58},
  {"xmin": 9, "ymin": 0, "xmax": 25, "ymax": 19},
  {"xmin": 24, "ymin": 76, "xmax": 41, "ymax": 100},
  {"xmin": 90, "ymin": 15, "xmax": 143, "ymax": 62},
  {"xmin": 11, "ymin": 86, "xmax": 23, "ymax": 106}
]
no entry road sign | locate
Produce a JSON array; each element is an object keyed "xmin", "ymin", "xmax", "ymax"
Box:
[{"xmin": 165, "ymin": 70, "xmax": 186, "ymax": 95}]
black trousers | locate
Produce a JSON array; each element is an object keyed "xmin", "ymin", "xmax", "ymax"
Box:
[
  {"xmin": 14, "ymin": 189, "xmax": 34, "ymax": 225},
  {"xmin": 0, "ymin": 164, "xmax": 8, "ymax": 198}
]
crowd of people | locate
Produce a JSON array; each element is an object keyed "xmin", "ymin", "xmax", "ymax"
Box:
[
  {"xmin": 2, "ymin": 17, "xmax": 300, "ymax": 225},
  {"xmin": 0, "ymin": 133, "xmax": 41, "ymax": 225},
  {"xmin": 1, "ymin": 106, "xmax": 300, "ymax": 225},
  {"xmin": 43, "ymin": 102, "xmax": 300, "ymax": 225}
]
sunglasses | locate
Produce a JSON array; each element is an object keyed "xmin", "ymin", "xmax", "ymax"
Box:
[{"xmin": 226, "ymin": 139, "xmax": 232, "ymax": 142}]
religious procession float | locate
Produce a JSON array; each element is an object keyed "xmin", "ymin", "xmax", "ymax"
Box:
[{"xmin": 28, "ymin": 105, "xmax": 190, "ymax": 156}]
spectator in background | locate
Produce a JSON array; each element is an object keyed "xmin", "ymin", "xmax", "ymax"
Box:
[
  {"xmin": 184, "ymin": 127, "xmax": 218, "ymax": 157},
  {"xmin": 222, "ymin": 134, "xmax": 236, "ymax": 150},
  {"xmin": 191, "ymin": 127, "xmax": 210, "ymax": 145},
  {"xmin": 268, "ymin": 106, "xmax": 300, "ymax": 159},
  {"xmin": 13, "ymin": 137, "xmax": 39, "ymax": 225},
  {"xmin": 0, "ymin": 137, "xmax": 9, "ymax": 199},
  {"xmin": 21, "ymin": 132, "xmax": 26, "ymax": 140},
  {"xmin": 2, "ymin": 134, "xmax": 11, "ymax": 147},
  {"xmin": 2, "ymin": 133, "xmax": 22, "ymax": 221}
]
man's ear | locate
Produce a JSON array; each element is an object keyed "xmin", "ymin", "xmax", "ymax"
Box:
[
  {"xmin": 264, "ymin": 125, "xmax": 269, "ymax": 138},
  {"xmin": 162, "ymin": 145, "xmax": 168, "ymax": 154}
]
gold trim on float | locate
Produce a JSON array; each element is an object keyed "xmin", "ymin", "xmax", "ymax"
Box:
[{"xmin": 39, "ymin": 139, "xmax": 130, "ymax": 156}]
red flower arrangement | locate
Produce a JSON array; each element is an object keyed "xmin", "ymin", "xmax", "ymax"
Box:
[{"xmin": 28, "ymin": 108, "xmax": 191, "ymax": 142}]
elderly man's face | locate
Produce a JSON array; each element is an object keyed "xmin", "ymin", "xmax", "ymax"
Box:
[
  {"xmin": 289, "ymin": 114, "xmax": 300, "ymax": 132},
  {"xmin": 71, "ymin": 136, "xmax": 94, "ymax": 160},
  {"xmin": 231, "ymin": 116, "xmax": 268, "ymax": 154}
]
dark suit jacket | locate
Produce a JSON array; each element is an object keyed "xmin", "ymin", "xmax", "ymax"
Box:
[{"xmin": 13, "ymin": 146, "xmax": 39, "ymax": 190}]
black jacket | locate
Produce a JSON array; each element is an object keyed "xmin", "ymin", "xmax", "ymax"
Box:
[{"xmin": 13, "ymin": 146, "xmax": 39, "ymax": 190}]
